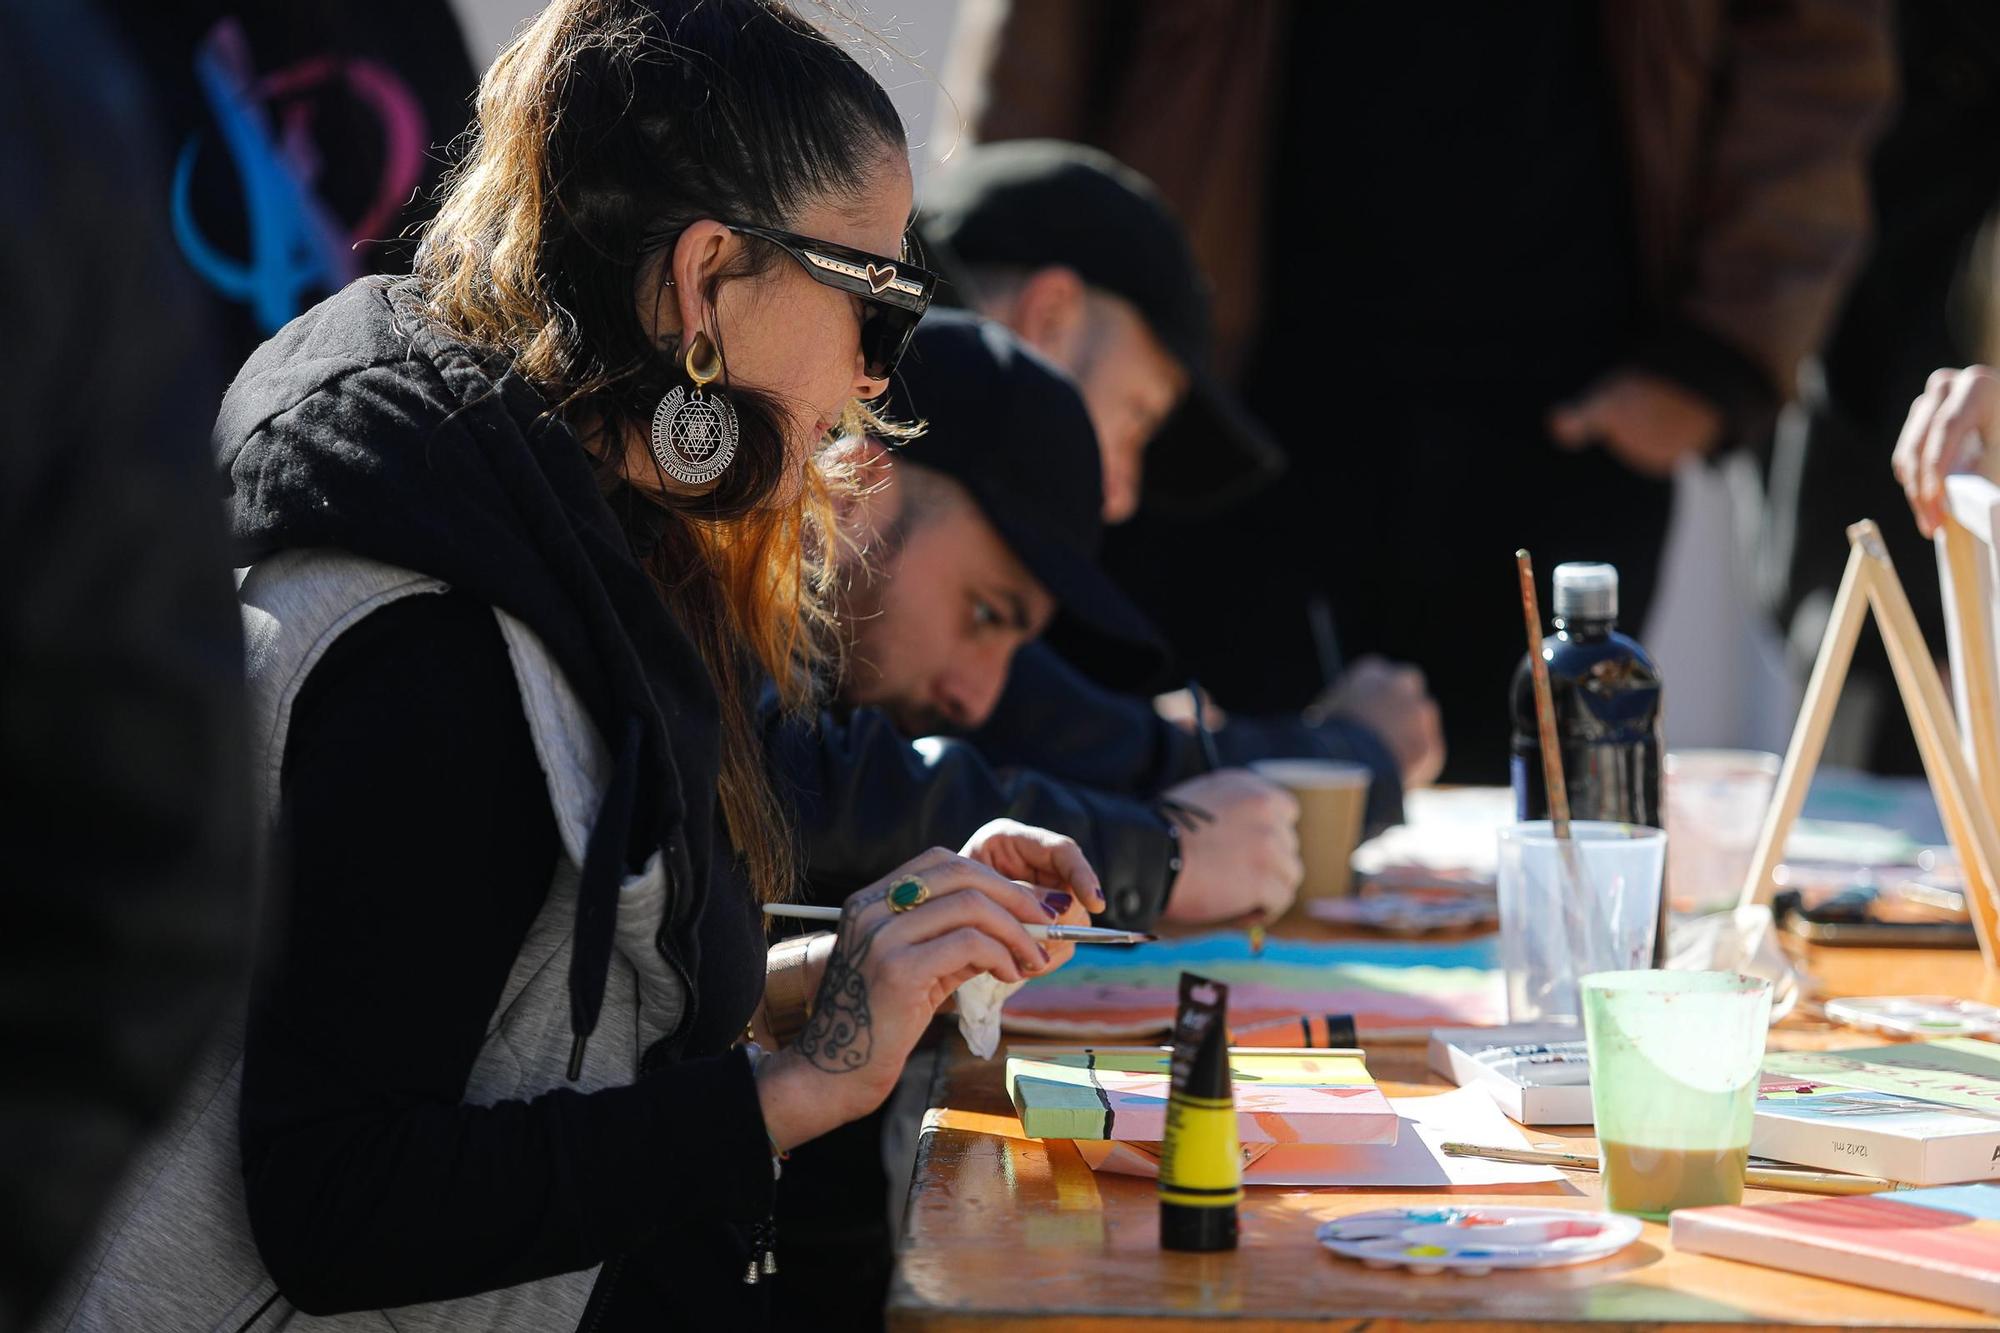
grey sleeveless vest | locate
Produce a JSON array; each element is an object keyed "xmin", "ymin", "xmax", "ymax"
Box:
[{"xmin": 42, "ymin": 549, "xmax": 687, "ymax": 1333}]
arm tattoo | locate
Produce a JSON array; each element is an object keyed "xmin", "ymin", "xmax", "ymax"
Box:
[{"xmin": 795, "ymin": 911, "xmax": 879, "ymax": 1074}]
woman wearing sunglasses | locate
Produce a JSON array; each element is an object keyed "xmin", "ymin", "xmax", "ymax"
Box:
[{"xmin": 50, "ymin": 2, "xmax": 1103, "ymax": 1330}]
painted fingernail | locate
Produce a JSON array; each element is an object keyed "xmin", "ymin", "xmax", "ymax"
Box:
[
  {"xmin": 1040, "ymin": 891, "xmax": 1073, "ymax": 918},
  {"xmin": 1036, "ymin": 943, "xmax": 1052, "ymax": 966}
]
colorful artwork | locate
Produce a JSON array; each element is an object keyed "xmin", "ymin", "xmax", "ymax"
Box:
[
  {"xmin": 1752, "ymin": 1073, "xmax": 2000, "ymax": 1185},
  {"xmin": 1672, "ymin": 1184, "xmax": 2000, "ymax": 1313},
  {"xmin": 1005, "ymin": 1049, "xmax": 1396, "ymax": 1144},
  {"xmin": 1757, "ymin": 1080, "xmax": 1997, "ymax": 1122},
  {"xmin": 1003, "ymin": 933, "xmax": 1504, "ymax": 1039},
  {"xmin": 1764, "ymin": 1039, "xmax": 2000, "ymax": 1115}
]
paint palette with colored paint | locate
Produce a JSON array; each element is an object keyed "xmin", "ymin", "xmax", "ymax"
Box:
[
  {"xmin": 1824, "ymin": 996, "xmax": 2000, "ymax": 1038},
  {"xmin": 1315, "ymin": 1206, "xmax": 1641, "ymax": 1275}
]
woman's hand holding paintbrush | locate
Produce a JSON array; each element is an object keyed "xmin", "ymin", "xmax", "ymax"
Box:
[
  {"xmin": 755, "ymin": 824, "xmax": 1105, "ymax": 1151},
  {"xmin": 752, "ymin": 816, "xmax": 1112, "ymax": 1096}
]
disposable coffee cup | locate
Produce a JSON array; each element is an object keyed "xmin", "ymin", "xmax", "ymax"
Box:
[{"xmin": 1249, "ymin": 759, "xmax": 1370, "ymax": 902}]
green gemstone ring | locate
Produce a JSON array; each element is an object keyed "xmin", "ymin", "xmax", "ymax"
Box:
[{"xmin": 887, "ymin": 875, "xmax": 930, "ymax": 913}]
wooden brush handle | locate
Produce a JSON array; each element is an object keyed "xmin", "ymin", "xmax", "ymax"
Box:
[{"xmin": 1515, "ymin": 550, "xmax": 1570, "ymax": 834}]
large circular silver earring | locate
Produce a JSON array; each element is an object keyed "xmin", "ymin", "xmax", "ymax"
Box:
[{"xmin": 650, "ymin": 331, "xmax": 737, "ymax": 486}]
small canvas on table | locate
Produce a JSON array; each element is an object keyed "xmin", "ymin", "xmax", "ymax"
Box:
[
  {"xmin": 1074, "ymin": 1087, "xmax": 1563, "ymax": 1188},
  {"xmin": 1005, "ymin": 1048, "xmax": 1397, "ymax": 1145},
  {"xmin": 1763, "ymin": 1038, "xmax": 2000, "ymax": 1114},
  {"xmin": 1672, "ymin": 1183, "xmax": 2000, "ymax": 1314},
  {"xmin": 1754, "ymin": 1074, "xmax": 2000, "ymax": 1185}
]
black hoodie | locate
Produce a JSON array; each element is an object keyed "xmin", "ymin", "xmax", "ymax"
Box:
[{"xmin": 218, "ymin": 276, "xmax": 774, "ymax": 1326}]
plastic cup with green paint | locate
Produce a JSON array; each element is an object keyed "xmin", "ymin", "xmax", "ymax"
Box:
[{"xmin": 1581, "ymin": 970, "xmax": 1772, "ymax": 1219}]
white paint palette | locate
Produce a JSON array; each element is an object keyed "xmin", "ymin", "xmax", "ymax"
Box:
[
  {"xmin": 1316, "ymin": 1206, "xmax": 1642, "ymax": 1276},
  {"xmin": 1825, "ymin": 995, "xmax": 2000, "ymax": 1038}
]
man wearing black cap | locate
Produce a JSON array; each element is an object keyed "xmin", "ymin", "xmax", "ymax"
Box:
[
  {"xmin": 921, "ymin": 139, "xmax": 1281, "ymax": 522},
  {"xmin": 765, "ymin": 313, "xmax": 1303, "ymax": 1330},
  {"xmin": 916, "ymin": 139, "xmax": 1443, "ymax": 813},
  {"xmin": 770, "ymin": 311, "xmax": 1304, "ymax": 930}
]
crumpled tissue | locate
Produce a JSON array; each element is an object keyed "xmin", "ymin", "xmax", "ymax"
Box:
[{"xmin": 954, "ymin": 972, "xmax": 1026, "ymax": 1059}]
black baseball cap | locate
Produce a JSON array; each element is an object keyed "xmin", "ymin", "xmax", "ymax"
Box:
[
  {"xmin": 918, "ymin": 140, "xmax": 1286, "ymax": 515},
  {"xmin": 879, "ymin": 311, "xmax": 1167, "ymax": 688}
]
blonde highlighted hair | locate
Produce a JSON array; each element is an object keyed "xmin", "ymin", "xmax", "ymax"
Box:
[{"xmin": 415, "ymin": 0, "xmax": 908, "ymax": 902}]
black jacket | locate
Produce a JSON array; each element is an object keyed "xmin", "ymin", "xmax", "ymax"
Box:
[
  {"xmin": 219, "ymin": 276, "xmax": 772, "ymax": 1328},
  {"xmin": 778, "ymin": 643, "xmax": 1403, "ymax": 933},
  {"xmin": 972, "ymin": 642, "xmax": 1405, "ymax": 830},
  {"xmin": 770, "ymin": 702, "xmax": 1181, "ymax": 928}
]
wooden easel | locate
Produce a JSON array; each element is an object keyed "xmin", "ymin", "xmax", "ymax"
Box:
[{"xmin": 1735, "ymin": 518, "xmax": 2000, "ymax": 969}]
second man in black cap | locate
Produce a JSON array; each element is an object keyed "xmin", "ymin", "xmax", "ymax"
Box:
[{"xmin": 771, "ymin": 310, "xmax": 1306, "ymax": 929}]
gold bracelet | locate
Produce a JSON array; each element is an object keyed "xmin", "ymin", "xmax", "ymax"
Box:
[{"xmin": 762, "ymin": 931, "xmax": 824, "ymax": 1046}]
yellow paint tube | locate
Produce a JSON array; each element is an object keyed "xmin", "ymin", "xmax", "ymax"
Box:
[{"xmin": 1158, "ymin": 972, "xmax": 1240, "ymax": 1252}]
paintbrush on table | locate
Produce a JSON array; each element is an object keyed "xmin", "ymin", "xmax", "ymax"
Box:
[{"xmin": 1439, "ymin": 1142, "xmax": 1918, "ymax": 1196}]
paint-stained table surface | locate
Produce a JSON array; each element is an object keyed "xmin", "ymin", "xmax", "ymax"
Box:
[{"xmin": 888, "ymin": 933, "xmax": 2000, "ymax": 1331}]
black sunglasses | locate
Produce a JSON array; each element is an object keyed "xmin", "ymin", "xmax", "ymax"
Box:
[{"xmin": 642, "ymin": 221, "xmax": 936, "ymax": 381}]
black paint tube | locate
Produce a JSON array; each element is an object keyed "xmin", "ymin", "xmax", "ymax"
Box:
[{"xmin": 1158, "ymin": 971, "xmax": 1240, "ymax": 1252}]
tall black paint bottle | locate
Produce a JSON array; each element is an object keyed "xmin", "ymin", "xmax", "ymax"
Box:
[{"xmin": 1509, "ymin": 561, "xmax": 1664, "ymax": 825}]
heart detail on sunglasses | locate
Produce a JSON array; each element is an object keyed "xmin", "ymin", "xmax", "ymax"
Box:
[{"xmin": 865, "ymin": 263, "xmax": 898, "ymax": 295}]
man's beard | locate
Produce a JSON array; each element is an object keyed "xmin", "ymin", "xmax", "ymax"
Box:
[{"xmin": 834, "ymin": 556, "xmax": 965, "ymax": 737}]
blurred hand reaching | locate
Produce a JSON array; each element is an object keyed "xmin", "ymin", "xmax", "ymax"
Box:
[
  {"xmin": 1311, "ymin": 655, "xmax": 1445, "ymax": 789},
  {"xmin": 1549, "ymin": 370, "xmax": 1723, "ymax": 478},
  {"xmin": 1892, "ymin": 366, "xmax": 2000, "ymax": 538}
]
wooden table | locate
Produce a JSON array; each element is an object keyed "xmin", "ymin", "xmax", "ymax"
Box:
[{"xmin": 889, "ymin": 935, "xmax": 2000, "ymax": 1331}]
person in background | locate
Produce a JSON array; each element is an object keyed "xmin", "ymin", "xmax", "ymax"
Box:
[
  {"xmin": 44, "ymin": 4, "xmax": 1088, "ymax": 1329},
  {"xmin": 770, "ymin": 310, "xmax": 1302, "ymax": 1332},
  {"xmin": 1, "ymin": 3, "xmax": 253, "ymax": 1328},
  {"xmin": 955, "ymin": 1, "xmax": 1893, "ymax": 782},
  {"xmin": 919, "ymin": 140, "xmax": 1444, "ymax": 805},
  {"xmin": 1894, "ymin": 364, "xmax": 2000, "ymax": 532},
  {"xmin": 99, "ymin": 0, "xmax": 477, "ymax": 393},
  {"xmin": 1768, "ymin": 0, "xmax": 2000, "ymax": 774},
  {"xmin": 777, "ymin": 311, "xmax": 1305, "ymax": 933}
]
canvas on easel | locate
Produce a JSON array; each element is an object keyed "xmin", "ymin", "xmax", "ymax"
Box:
[
  {"xmin": 1735, "ymin": 518, "xmax": 2000, "ymax": 969},
  {"xmin": 1939, "ymin": 475, "xmax": 2000, "ymax": 887}
]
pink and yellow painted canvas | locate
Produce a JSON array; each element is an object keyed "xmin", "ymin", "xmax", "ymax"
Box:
[
  {"xmin": 1671, "ymin": 1183, "xmax": 2000, "ymax": 1313},
  {"xmin": 1004, "ymin": 1047, "xmax": 1399, "ymax": 1144}
]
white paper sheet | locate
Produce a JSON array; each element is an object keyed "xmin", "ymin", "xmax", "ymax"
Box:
[{"xmin": 1074, "ymin": 1086, "xmax": 1565, "ymax": 1187}]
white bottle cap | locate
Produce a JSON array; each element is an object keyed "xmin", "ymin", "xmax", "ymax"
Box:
[{"xmin": 1552, "ymin": 562, "xmax": 1618, "ymax": 622}]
